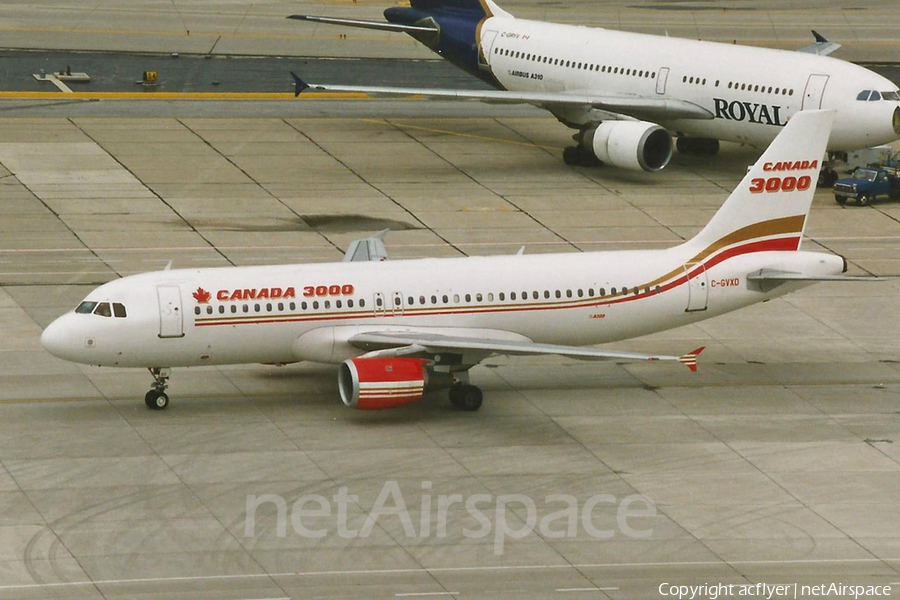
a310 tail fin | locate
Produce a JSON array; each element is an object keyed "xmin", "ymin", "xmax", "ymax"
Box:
[{"xmin": 685, "ymin": 110, "xmax": 834, "ymax": 254}]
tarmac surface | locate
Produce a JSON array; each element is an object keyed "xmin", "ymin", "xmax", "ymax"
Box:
[{"xmin": 2, "ymin": 1, "xmax": 900, "ymax": 600}]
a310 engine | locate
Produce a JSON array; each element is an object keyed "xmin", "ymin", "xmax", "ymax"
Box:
[
  {"xmin": 338, "ymin": 357, "xmax": 429, "ymax": 410},
  {"xmin": 580, "ymin": 120, "xmax": 673, "ymax": 172}
]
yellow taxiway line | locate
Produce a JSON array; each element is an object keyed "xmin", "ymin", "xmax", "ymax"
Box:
[{"xmin": 0, "ymin": 91, "xmax": 369, "ymax": 100}]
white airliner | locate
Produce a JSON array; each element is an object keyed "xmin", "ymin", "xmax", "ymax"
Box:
[
  {"xmin": 289, "ymin": 0, "xmax": 900, "ymax": 174},
  {"xmin": 42, "ymin": 111, "xmax": 875, "ymax": 412}
]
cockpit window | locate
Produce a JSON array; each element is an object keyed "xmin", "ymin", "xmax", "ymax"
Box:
[
  {"xmin": 75, "ymin": 301, "xmax": 97, "ymax": 314},
  {"xmin": 113, "ymin": 303, "xmax": 127, "ymax": 318},
  {"xmin": 94, "ymin": 302, "xmax": 112, "ymax": 317},
  {"xmin": 857, "ymin": 90, "xmax": 871, "ymax": 101},
  {"xmin": 883, "ymin": 91, "xmax": 900, "ymax": 101},
  {"xmin": 869, "ymin": 91, "xmax": 882, "ymax": 102}
]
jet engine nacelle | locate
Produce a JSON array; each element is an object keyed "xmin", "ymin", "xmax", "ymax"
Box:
[
  {"xmin": 586, "ymin": 121, "xmax": 673, "ymax": 172},
  {"xmin": 338, "ymin": 357, "xmax": 428, "ymax": 410}
]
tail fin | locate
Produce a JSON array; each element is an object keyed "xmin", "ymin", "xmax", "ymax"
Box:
[{"xmin": 685, "ymin": 110, "xmax": 834, "ymax": 254}]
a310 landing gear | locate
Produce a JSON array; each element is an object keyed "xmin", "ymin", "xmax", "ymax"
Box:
[
  {"xmin": 145, "ymin": 367, "xmax": 171, "ymax": 410},
  {"xmin": 676, "ymin": 137, "xmax": 720, "ymax": 156},
  {"xmin": 449, "ymin": 383, "xmax": 483, "ymax": 411},
  {"xmin": 563, "ymin": 145, "xmax": 602, "ymax": 167}
]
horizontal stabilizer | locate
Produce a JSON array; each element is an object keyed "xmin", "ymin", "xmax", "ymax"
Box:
[
  {"xmin": 797, "ymin": 30, "xmax": 841, "ymax": 56},
  {"xmin": 288, "ymin": 15, "xmax": 439, "ymax": 35},
  {"xmin": 748, "ymin": 269, "xmax": 890, "ymax": 282}
]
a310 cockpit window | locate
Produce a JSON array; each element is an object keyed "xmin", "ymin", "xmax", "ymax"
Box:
[
  {"xmin": 75, "ymin": 301, "xmax": 127, "ymax": 318},
  {"xmin": 857, "ymin": 90, "xmax": 900, "ymax": 101}
]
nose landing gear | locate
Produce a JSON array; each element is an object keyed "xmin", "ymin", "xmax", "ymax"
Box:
[{"xmin": 145, "ymin": 367, "xmax": 171, "ymax": 410}]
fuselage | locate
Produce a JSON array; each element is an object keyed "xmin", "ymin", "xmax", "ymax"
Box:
[
  {"xmin": 41, "ymin": 239, "xmax": 843, "ymax": 370},
  {"xmin": 465, "ymin": 17, "xmax": 900, "ymax": 149}
]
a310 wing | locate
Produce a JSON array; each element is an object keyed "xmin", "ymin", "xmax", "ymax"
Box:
[
  {"xmin": 796, "ymin": 30, "xmax": 841, "ymax": 56},
  {"xmin": 349, "ymin": 331, "xmax": 704, "ymax": 370},
  {"xmin": 291, "ymin": 73, "xmax": 714, "ymax": 122}
]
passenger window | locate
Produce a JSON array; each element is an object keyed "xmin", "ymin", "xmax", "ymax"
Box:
[
  {"xmin": 266, "ymin": 303, "xmax": 272, "ymax": 312},
  {"xmin": 254, "ymin": 304, "xmax": 261, "ymax": 313},
  {"xmin": 324, "ymin": 300, "xmax": 330, "ymax": 309},
  {"xmin": 408, "ymin": 296, "xmax": 414, "ymax": 305},
  {"xmin": 76, "ymin": 301, "xmax": 97, "ymax": 314},
  {"xmin": 194, "ymin": 306, "xmax": 201, "ymax": 315},
  {"xmin": 656, "ymin": 285, "xmax": 661, "ymax": 294},
  {"xmin": 206, "ymin": 306, "xmax": 213, "ymax": 315},
  {"xmin": 231, "ymin": 305, "xmax": 237, "ymax": 313},
  {"xmin": 543, "ymin": 291, "xmax": 550, "ymax": 299},
  {"xmin": 313, "ymin": 301, "xmax": 319, "ymax": 309},
  {"xmin": 394, "ymin": 297, "xmax": 401, "ymax": 306},
  {"xmin": 566, "ymin": 290, "xmax": 573, "ymax": 298},
  {"xmin": 278, "ymin": 302, "xmax": 284, "ymax": 311},
  {"xmin": 431, "ymin": 295, "xmax": 437, "ymax": 304},
  {"xmin": 242, "ymin": 305, "xmax": 249, "ymax": 313},
  {"xmin": 532, "ymin": 291, "xmax": 538, "ymax": 299},
  {"xmin": 465, "ymin": 294, "xmax": 471, "ymax": 302},
  {"xmin": 289, "ymin": 302, "xmax": 295, "ymax": 310},
  {"xmin": 476, "ymin": 293, "xmax": 483, "ymax": 302},
  {"xmin": 348, "ymin": 299, "xmax": 354, "ymax": 308},
  {"xmin": 302, "ymin": 301, "xmax": 308, "ymax": 310},
  {"xmin": 376, "ymin": 297, "xmax": 383, "ymax": 307},
  {"xmin": 453, "ymin": 294, "xmax": 460, "ymax": 303},
  {"xmin": 611, "ymin": 287, "xmax": 617, "ymax": 296},
  {"xmin": 499, "ymin": 292, "xmax": 505, "ymax": 301},
  {"xmin": 218, "ymin": 305, "xmax": 225, "ymax": 314},
  {"xmin": 420, "ymin": 296, "xmax": 426, "ymax": 305},
  {"xmin": 555, "ymin": 290, "xmax": 561, "ymax": 299},
  {"xmin": 113, "ymin": 303, "xmax": 127, "ymax": 318},
  {"xmin": 359, "ymin": 299, "xmax": 365, "ymax": 307},
  {"xmin": 577, "ymin": 289, "xmax": 583, "ymax": 298},
  {"xmin": 487, "ymin": 293, "xmax": 494, "ymax": 301},
  {"xmin": 336, "ymin": 300, "xmax": 342, "ymax": 308},
  {"xmin": 94, "ymin": 302, "xmax": 112, "ymax": 317},
  {"xmin": 588, "ymin": 288, "xmax": 595, "ymax": 296},
  {"xmin": 511, "ymin": 292, "xmax": 517, "ymax": 300},
  {"xmin": 442, "ymin": 295, "xmax": 448, "ymax": 304}
]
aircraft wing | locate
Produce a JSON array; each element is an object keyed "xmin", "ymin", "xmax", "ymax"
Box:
[
  {"xmin": 290, "ymin": 73, "xmax": 714, "ymax": 121},
  {"xmin": 349, "ymin": 330, "xmax": 705, "ymax": 371},
  {"xmin": 343, "ymin": 229, "xmax": 389, "ymax": 262},
  {"xmin": 797, "ymin": 30, "xmax": 841, "ymax": 56}
]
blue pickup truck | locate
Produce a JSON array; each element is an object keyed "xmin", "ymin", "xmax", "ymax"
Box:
[{"xmin": 833, "ymin": 167, "xmax": 900, "ymax": 206}]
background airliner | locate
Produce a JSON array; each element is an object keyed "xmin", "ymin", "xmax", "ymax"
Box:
[
  {"xmin": 289, "ymin": 0, "xmax": 900, "ymax": 173},
  {"xmin": 42, "ymin": 111, "xmax": 874, "ymax": 412}
]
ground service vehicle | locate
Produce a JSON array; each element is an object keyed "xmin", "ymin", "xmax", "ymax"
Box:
[{"xmin": 833, "ymin": 166, "xmax": 900, "ymax": 205}]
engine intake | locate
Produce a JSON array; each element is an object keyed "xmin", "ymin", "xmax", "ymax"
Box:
[
  {"xmin": 338, "ymin": 357, "xmax": 428, "ymax": 410},
  {"xmin": 586, "ymin": 120, "xmax": 673, "ymax": 172}
]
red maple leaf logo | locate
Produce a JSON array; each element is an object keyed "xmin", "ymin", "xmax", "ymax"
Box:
[{"xmin": 192, "ymin": 287, "xmax": 211, "ymax": 304}]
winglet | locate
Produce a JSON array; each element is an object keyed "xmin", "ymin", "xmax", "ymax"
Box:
[
  {"xmin": 290, "ymin": 71, "xmax": 309, "ymax": 97},
  {"xmin": 811, "ymin": 30, "xmax": 827, "ymax": 43},
  {"xmin": 678, "ymin": 346, "xmax": 705, "ymax": 372}
]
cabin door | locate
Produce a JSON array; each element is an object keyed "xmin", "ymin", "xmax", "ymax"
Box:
[
  {"xmin": 802, "ymin": 74, "xmax": 829, "ymax": 109},
  {"xmin": 479, "ymin": 30, "xmax": 499, "ymax": 69},
  {"xmin": 684, "ymin": 264, "xmax": 708, "ymax": 312},
  {"xmin": 157, "ymin": 285, "xmax": 184, "ymax": 338},
  {"xmin": 656, "ymin": 67, "xmax": 670, "ymax": 95}
]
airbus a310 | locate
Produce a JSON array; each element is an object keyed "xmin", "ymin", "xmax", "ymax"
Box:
[{"xmin": 290, "ymin": 0, "xmax": 900, "ymax": 174}]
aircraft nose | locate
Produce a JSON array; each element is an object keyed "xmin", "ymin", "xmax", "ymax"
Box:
[{"xmin": 41, "ymin": 316, "xmax": 76, "ymax": 360}]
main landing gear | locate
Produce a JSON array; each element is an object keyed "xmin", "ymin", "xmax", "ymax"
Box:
[
  {"xmin": 563, "ymin": 130, "xmax": 602, "ymax": 167},
  {"xmin": 676, "ymin": 137, "xmax": 720, "ymax": 156},
  {"xmin": 449, "ymin": 383, "xmax": 483, "ymax": 411},
  {"xmin": 145, "ymin": 367, "xmax": 171, "ymax": 410}
]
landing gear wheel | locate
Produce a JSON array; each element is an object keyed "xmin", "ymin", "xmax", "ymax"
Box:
[
  {"xmin": 145, "ymin": 367, "xmax": 172, "ymax": 410},
  {"xmin": 563, "ymin": 146, "xmax": 580, "ymax": 165},
  {"xmin": 835, "ymin": 195, "xmax": 847, "ymax": 206},
  {"xmin": 858, "ymin": 194, "xmax": 871, "ymax": 206},
  {"xmin": 145, "ymin": 391, "xmax": 169, "ymax": 410},
  {"xmin": 449, "ymin": 384, "xmax": 483, "ymax": 411}
]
